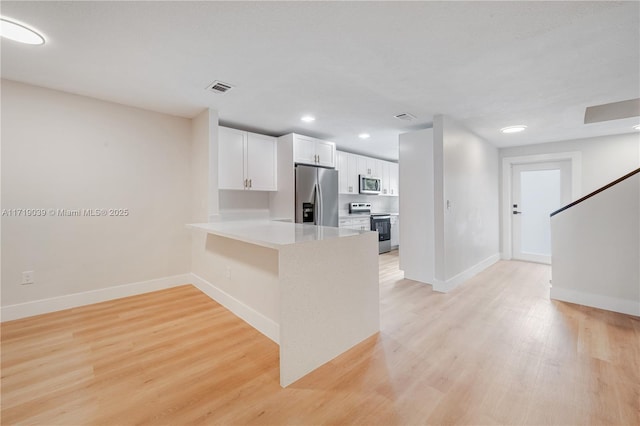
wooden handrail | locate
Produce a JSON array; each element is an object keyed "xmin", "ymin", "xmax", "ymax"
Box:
[{"xmin": 550, "ymin": 167, "xmax": 640, "ymax": 217}]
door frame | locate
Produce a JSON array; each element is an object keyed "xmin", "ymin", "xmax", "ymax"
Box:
[{"xmin": 501, "ymin": 152, "xmax": 582, "ymax": 260}]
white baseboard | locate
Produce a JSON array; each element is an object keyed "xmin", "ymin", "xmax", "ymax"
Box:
[
  {"xmin": 551, "ymin": 287, "xmax": 640, "ymax": 317},
  {"xmin": 1, "ymin": 274, "xmax": 192, "ymax": 322},
  {"xmin": 189, "ymin": 273, "xmax": 280, "ymax": 344},
  {"xmin": 433, "ymin": 253, "xmax": 501, "ymax": 293}
]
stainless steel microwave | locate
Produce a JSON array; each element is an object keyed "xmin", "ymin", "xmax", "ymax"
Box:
[{"xmin": 359, "ymin": 175, "xmax": 381, "ymax": 194}]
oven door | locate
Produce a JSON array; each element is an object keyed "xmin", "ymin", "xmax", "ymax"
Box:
[{"xmin": 370, "ymin": 215, "xmax": 391, "ymax": 241}]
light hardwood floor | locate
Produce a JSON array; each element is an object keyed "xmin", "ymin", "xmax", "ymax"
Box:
[{"xmin": 2, "ymin": 252, "xmax": 639, "ymax": 425}]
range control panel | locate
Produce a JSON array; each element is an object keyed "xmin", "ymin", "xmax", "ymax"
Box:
[{"xmin": 349, "ymin": 202, "xmax": 371, "ymax": 215}]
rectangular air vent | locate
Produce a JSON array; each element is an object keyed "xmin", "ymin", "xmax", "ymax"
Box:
[
  {"xmin": 394, "ymin": 112, "xmax": 417, "ymax": 121},
  {"xmin": 207, "ymin": 80, "xmax": 234, "ymax": 94}
]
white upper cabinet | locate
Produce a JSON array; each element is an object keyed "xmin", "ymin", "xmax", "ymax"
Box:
[
  {"xmin": 389, "ymin": 162, "xmax": 399, "ymax": 196},
  {"xmin": 218, "ymin": 127, "xmax": 246, "ymax": 190},
  {"xmin": 337, "ymin": 150, "xmax": 399, "ymax": 197},
  {"xmin": 337, "ymin": 151, "xmax": 359, "ymax": 194},
  {"xmin": 293, "ymin": 134, "xmax": 335, "ymax": 168},
  {"xmin": 380, "ymin": 161, "xmax": 390, "ymax": 195},
  {"xmin": 246, "ymin": 132, "xmax": 277, "ymax": 191},
  {"xmin": 218, "ymin": 126, "xmax": 277, "ymax": 191}
]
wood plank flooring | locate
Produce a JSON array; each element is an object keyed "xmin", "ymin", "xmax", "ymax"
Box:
[{"xmin": 2, "ymin": 252, "xmax": 639, "ymax": 425}]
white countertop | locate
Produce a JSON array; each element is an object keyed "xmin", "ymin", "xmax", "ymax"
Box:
[{"xmin": 188, "ymin": 220, "xmax": 368, "ymax": 249}]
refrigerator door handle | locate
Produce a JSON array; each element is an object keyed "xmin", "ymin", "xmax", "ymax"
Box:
[
  {"xmin": 317, "ymin": 181, "xmax": 324, "ymax": 226},
  {"xmin": 313, "ymin": 183, "xmax": 319, "ymax": 225}
]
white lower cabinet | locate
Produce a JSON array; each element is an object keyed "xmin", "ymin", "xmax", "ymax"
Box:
[
  {"xmin": 339, "ymin": 217, "xmax": 370, "ymax": 231},
  {"xmin": 390, "ymin": 215, "xmax": 399, "ymax": 248},
  {"xmin": 219, "ymin": 126, "xmax": 277, "ymax": 191}
]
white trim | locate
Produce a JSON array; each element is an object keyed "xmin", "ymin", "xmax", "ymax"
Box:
[
  {"xmin": 1, "ymin": 274, "xmax": 191, "ymax": 322},
  {"xmin": 551, "ymin": 286, "xmax": 640, "ymax": 317},
  {"xmin": 433, "ymin": 253, "xmax": 500, "ymax": 293},
  {"xmin": 189, "ymin": 273, "xmax": 280, "ymax": 344},
  {"xmin": 501, "ymin": 152, "xmax": 582, "ymax": 259}
]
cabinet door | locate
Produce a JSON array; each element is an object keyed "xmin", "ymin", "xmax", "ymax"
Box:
[
  {"xmin": 352, "ymin": 218, "xmax": 370, "ymax": 231},
  {"xmin": 346, "ymin": 153, "xmax": 358, "ymax": 194},
  {"xmin": 380, "ymin": 161, "xmax": 390, "ymax": 195},
  {"xmin": 293, "ymin": 135, "xmax": 317, "ymax": 166},
  {"xmin": 366, "ymin": 158, "xmax": 379, "ymax": 177},
  {"xmin": 356, "ymin": 155, "xmax": 368, "ymax": 178},
  {"xmin": 246, "ymin": 132, "xmax": 277, "ymax": 191},
  {"xmin": 337, "ymin": 151, "xmax": 349, "ymax": 194},
  {"xmin": 218, "ymin": 126, "xmax": 246, "ymax": 190},
  {"xmin": 389, "ymin": 162, "xmax": 399, "ymax": 196},
  {"xmin": 338, "ymin": 218, "xmax": 352, "ymax": 228},
  {"xmin": 316, "ymin": 140, "xmax": 335, "ymax": 168},
  {"xmin": 391, "ymin": 216, "xmax": 399, "ymax": 247}
]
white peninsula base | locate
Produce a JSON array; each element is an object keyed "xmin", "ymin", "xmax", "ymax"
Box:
[{"xmin": 188, "ymin": 221, "xmax": 380, "ymax": 387}]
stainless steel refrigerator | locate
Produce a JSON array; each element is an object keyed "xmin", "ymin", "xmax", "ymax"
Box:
[{"xmin": 295, "ymin": 165, "xmax": 339, "ymax": 227}]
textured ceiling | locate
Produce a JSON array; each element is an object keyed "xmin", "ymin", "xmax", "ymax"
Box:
[{"xmin": 2, "ymin": 1, "xmax": 639, "ymax": 160}]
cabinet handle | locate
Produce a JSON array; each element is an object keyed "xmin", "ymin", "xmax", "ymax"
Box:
[
  {"xmin": 244, "ymin": 179, "xmax": 247, "ymax": 188},
  {"xmin": 249, "ymin": 179, "xmax": 252, "ymax": 188}
]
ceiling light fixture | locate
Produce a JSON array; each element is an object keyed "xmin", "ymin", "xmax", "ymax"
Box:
[
  {"xmin": 633, "ymin": 124, "xmax": 640, "ymax": 131},
  {"xmin": 0, "ymin": 17, "xmax": 45, "ymax": 45},
  {"xmin": 301, "ymin": 115, "xmax": 315, "ymax": 123},
  {"xmin": 358, "ymin": 133, "xmax": 370, "ymax": 140},
  {"xmin": 500, "ymin": 125, "xmax": 527, "ymax": 134}
]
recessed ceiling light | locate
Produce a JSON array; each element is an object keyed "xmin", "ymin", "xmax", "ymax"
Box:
[
  {"xmin": 633, "ymin": 124, "xmax": 640, "ymax": 131},
  {"xmin": 301, "ymin": 115, "xmax": 315, "ymax": 123},
  {"xmin": 500, "ymin": 125, "xmax": 527, "ymax": 134},
  {"xmin": 358, "ymin": 133, "xmax": 370, "ymax": 140},
  {"xmin": 0, "ymin": 17, "xmax": 45, "ymax": 45}
]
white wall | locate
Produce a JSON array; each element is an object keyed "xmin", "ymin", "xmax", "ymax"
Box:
[
  {"xmin": 399, "ymin": 117, "xmax": 500, "ymax": 291},
  {"xmin": 337, "ymin": 194, "xmax": 398, "ymax": 215},
  {"xmin": 499, "ymin": 133, "xmax": 640, "ymax": 254},
  {"xmin": 500, "ymin": 133, "xmax": 640, "ymax": 195},
  {"xmin": 191, "ymin": 108, "xmax": 219, "ymax": 222},
  {"xmin": 1, "ymin": 80, "xmax": 193, "ymax": 308},
  {"xmin": 399, "ymin": 128, "xmax": 436, "ymax": 284},
  {"xmin": 437, "ymin": 116, "xmax": 500, "ymax": 285},
  {"xmin": 550, "ymin": 173, "xmax": 639, "ymax": 316}
]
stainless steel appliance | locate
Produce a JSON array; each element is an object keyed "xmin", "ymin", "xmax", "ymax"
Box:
[
  {"xmin": 295, "ymin": 165, "xmax": 339, "ymax": 227},
  {"xmin": 371, "ymin": 214, "xmax": 391, "ymax": 254},
  {"xmin": 359, "ymin": 175, "xmax": 381, "ymax": 195},
  {"xmin": 348, "ymin": 202, "xmax": 392, "ymax": 254}
]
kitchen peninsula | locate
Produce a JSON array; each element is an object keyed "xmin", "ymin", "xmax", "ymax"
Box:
[{"xmin": 188, "ymin": 220, "xmax": 379, "ymax": 387}]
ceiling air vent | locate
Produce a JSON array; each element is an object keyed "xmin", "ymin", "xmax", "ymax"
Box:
[
  {"xmin": 394, "ymin": 112, "xmax": 417, "ymax": 121},
  {"xmin": 207, "ymin": 80, "xmax": 234, "ymax": 94}
]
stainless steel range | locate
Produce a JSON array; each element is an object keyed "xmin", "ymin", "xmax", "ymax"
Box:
[{"xmin": 348, "ymin": 203, "xmax": 392, "ymax": 254}]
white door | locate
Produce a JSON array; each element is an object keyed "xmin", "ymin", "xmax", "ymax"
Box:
[{"xmin": 512, "ymin": 161, "xmax": 571, "ymax": 263}]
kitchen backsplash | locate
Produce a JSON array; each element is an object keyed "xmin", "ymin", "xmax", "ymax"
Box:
[{"xmin": 338, "ymin": 194, "xmax": 399, "ymax": 215}]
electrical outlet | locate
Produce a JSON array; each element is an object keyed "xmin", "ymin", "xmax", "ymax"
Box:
[
  {"xmin": 226, "ymin": 266, "xmax": 231, "ymax": 279},
  {"xmin": 21, "ymin": 271, "xmax": 35, "ymax": 285}
]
